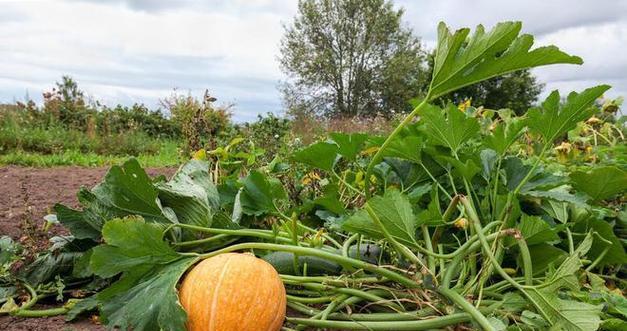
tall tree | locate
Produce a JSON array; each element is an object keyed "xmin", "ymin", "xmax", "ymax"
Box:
[{"xmin": 279, "ymin": 0, "xmax": 427, "ymax": 117}]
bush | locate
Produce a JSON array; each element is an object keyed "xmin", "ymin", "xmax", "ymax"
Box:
[{"xmin": 161, "ymin": 90, "xmax": 232, "ymax": 153}]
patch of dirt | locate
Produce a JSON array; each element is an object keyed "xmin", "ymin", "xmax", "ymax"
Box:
[
  {"xmin": 0, "ymin": 165, "xmax": 176, "ymax": 331},
  {"xmin": 0, "ymin": 315, "xmax": 104, "ymax": 331}
]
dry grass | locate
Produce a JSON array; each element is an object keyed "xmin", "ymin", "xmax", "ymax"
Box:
[{"xmin": 291, "ymin": 112, "xmax": 401, "ymax": 144}]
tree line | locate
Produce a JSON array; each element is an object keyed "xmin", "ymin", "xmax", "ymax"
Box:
[{"xmin": 279, "ymin": 0, "xmax": 543, "ymax": 118}]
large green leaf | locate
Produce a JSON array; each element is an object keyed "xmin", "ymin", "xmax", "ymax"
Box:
[
  {"xmin": 524, "ymin": 234, "xmax": 603, "ymax": 331},
  {"xmin": 239, "ymin": 170, "xmax": 287, "ymax": 216},
  {"xmin": 342, "ymin": 189, "xmax": 418, "ymax": 247},
  {"xmin": 429, "ymin": 21, "xmax": 582, "ymax": 98},
  {"xmin": 89, "ymin": 218, "xmax": 196, "ymax": 330},
  {"xmin": 484, "ymin": 117, "xmax": 526, "ymax": 156},
  {"xmin": 527, "ymin": 244, "xmax": 567, "ymax": 275},
  {"xmin": 54, "ymin": 188, "xmax": 122, "ymax": 241},
  {"xmin": 421, "ymin": 104, "xmax": 479, "ymax": 153},
  {"xmin": 517, "ymin": 214, "xmax": 559, "ymax": 246},
  {"xmin": 503, "ymin": 157, "xmax": 564, "ymax": 193},
  {"xmin": 330, "ymin": 133, "xmax": 368, "ymax": 161},
  {"xmin": 91, "ymin": 158, "xmax": 174, "ymax": 223},
  {"xmin": 570, "ymin": 166, "xmax": 627, "ymax": 201},
  {"xmin": 53, "ymin": 203, "xmax": 102, "ymax": 241},
  {"xmin": 156, "ymin": 160, "xmax": 220, "ymax": 231},
  {"xmin": 97, "ymin": 257, "xmax": 196, "ymax": 331},
  {"xmin": 526, "ymin": 86, "xmax": 610, "ymax": 143},
  {"xmin": 293, "ymin": 141, "xmax": 339, "ymax": 171},
  {"xmin": 90, "ymin": 218, "xmax": 180, "ymax": 278},
  {"xmin": 574, "ymin": 219, "xmax": 627, "ymax": 267},
  {"xmin": 382, "ymin": 136, "xmax": 424, "ymax": 164},
  {"xmin": 434, "ymin": 155, "xmax": 481, "ymax": 182}
]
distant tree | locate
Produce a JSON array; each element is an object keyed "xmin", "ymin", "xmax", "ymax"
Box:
[
  {"xmin": 43, "ymin": 76, "xmax": 93, "ymax": 127},
  {"xmin": 279, "ymin": 0, "xmax": 427, "ymax": 118}
]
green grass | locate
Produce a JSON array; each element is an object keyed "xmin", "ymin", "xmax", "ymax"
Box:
[{"xmin": 0, "ymin": 141, "xmax": 183, "ymax": 167}]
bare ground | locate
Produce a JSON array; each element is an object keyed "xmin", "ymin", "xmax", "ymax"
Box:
[{"xmin": 0, "ymin": 166, "xmax": 176, "ymax": 331}]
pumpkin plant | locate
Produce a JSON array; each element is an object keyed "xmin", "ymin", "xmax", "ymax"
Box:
[{"xmin": 1, "ymin": 21, "xmax": 625, "ymax": 331}]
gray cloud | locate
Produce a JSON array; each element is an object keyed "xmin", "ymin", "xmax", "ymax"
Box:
[{"xmin": 0, "ymin": 0, "xmax": 624, "ymax": 121}]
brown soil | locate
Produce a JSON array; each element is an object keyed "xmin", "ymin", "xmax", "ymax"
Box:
[{"xmin": 0, "ymin": 166, "xmax": 176, "ymax": 331}]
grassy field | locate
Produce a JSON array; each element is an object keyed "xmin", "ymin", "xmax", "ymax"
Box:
[{"xmin": 0, "ymin": 140, "xmax": 182, "ymax": 167}]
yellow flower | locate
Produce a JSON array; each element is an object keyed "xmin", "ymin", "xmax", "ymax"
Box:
[
  {"xmin": 361, "ymin": 146, "xmax": 380, "ymax": 156},
  {"xmin": 192, "ymin": 149, "xmax": 207, "ymax": 160},
  {"xmin": 554, "ymin": 141, "xmax": 572, "ymax": 153},
  {"xmin": 453, "ymin": 217, "xmax": 468, "ymax": 229},
  {"xmin": 458, "ymin": 98, "xmax": 472, "ymax": 112},
  {"xmin": 301, "ymin": 172, "xmax": 321, "ymax": 186},
  {"xmin": 586, "ymin": 116, "xmax": 602, "ymax": 125}
]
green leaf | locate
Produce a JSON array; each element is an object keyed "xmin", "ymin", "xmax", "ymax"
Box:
[
  {"xmin": 19, "ymin": 236, "xmax": 89, "ymax": 285},
  {"xmin": 502, "ymin": 292, "xmax": 528, "ymax": 312},
  {"xmin": 0, "ymin": 236, "xmax": 20, "ymax": 266},
  {"xmin": 574, "ymin": 219, "xmax": 627, "ymax": 267},
  {"xmin": 66, "ymin": 296, "xmax": 98, "ymax": 321},
  {"xmin": 479, "ymin": 149, "xmax": 497, "ymax": 181},
  {"xmin": 421, "ymin": 104, "xmax": 479, "ymax": 153},
  {"xmin": 570, "ymin": 166, "xmax": 627, "ymax": 201},
  {"xmin": 523, "ymin": 186, "xmax": 588, "ymax": 205},
  {"xmin": 520, "ymin": 310, "xmax": 549, "ymax": 329},
  {"xmin": 517, "ymin": 214, "xmax": 559, "ymax": 246},
  {"xmin": 239, "ymin": 170, "xmax": 287, "ymax": 216},
  {"xmin": 330, "ymin": 133, "xmax": 368, "ymax": 161},
  {"xmin": 527, "ymin": 244, "xmax": 567, "ymax": 275},
  {"xmin": 54, "ymin": 204, "xmax": 102, "ymax": 241},
  {"xmin": 293, "ymin": 141, "xmax": 339, "ymax": 171},
  {"xmin": 601, "ymin": 318, "xmax": 627, "ymax": 331},
  {"xmin": 540, "ymin": 200, "xmax": 569, "ymax": 224},
  {"xmin": 313, "ymin": 185, "xmax": 345, "ymax": 214},
  {"xmin": 503, "ymin": 157, "xmax": 564, "ymax": 193},
  {"xmin": 434, "ymin": 155, "xmax": 480, "ymax": 182},
  {"xmin": 91, "ymin": 158, "xmax": 175, "ymax": 223},
  {"xmin": 379, "ymin": 126, "xmax": 424, "ymax": 163},
  {"xmin": 484, "ymin": 118, "xmax": 526, "ymax": 156},
  {"xmin": 527, "ymin": 86, "xmax": 610, "ymax": 143},
  {"xmin": 156, "ymin": 160, "xmax": 220, "ymax": 232},
  {"xmin": 53, "ymin": 188, "xmax": 123, "ymax": 241},
  {"xmin": 97, "ymin": 257, "xmax": 196, "ymax": 331},
  {"xmin": 90, "ymin": 218, "xmax": 179, "ymax": 278},
  {"xmin": 429, "ymin": 21, "xmax": 582, "ymax": 98},
  {"xmin": 342, "ymin": 189, "xmax": 418, "ymax": 247},
  {"xmin": 524, "ymin": 234, "xmax": 603, "ymax": 331}
]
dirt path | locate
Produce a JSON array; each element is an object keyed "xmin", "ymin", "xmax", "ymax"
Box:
[{"xmin": 0, "ymin": 166, "xmax": 176, "ymax": 331}]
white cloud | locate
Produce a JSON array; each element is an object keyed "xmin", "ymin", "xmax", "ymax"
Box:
[{"xmin": 0, "ymin": 0, "xmax": 624, "ymax": 121}]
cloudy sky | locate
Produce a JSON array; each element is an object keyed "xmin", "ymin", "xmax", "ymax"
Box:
[{"xmin": 1, "ymin": 0, "xmax": 625, "ymax": 121}]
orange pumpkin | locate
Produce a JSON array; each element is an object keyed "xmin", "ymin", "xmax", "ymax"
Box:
[{"xmin": 179, "ymin": 253, "xmax": 286, "ymax": 331}]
